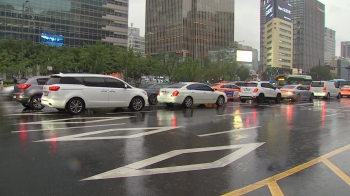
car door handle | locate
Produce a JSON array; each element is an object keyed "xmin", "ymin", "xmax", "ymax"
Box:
[
  {"xmin": 110, "ymin": 90, "xmax": 115, "ymax": 92},
  {"xmin": 101, "ymin": 90, "xmax": 107, "ymax": 92}
]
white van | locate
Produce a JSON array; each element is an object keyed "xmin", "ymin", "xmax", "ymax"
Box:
[{"xmin": 310, "ymin": 81, "xmax": 340, "ymax": 99}]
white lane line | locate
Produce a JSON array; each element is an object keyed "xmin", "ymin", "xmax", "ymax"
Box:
[
  {"xmin": 106, "ymin": 111, "xmax": 154, "ymax": 114},
  {"xmin": 325, "ymin": 113, "xmax": 341, "ymax": 117},
  {"xmin": 11, "ymin": 123, "xmax": 126, "ymax": 133},
  {"xmin": 294, "ymin": 103, "xmax": 314, "ymax": 106},
  {"xmin": 81, "ymin": 142, "xmax": 265, "ymax": 180},
  {"xmin": 6, "ymin": 113, "xmax": 64, "ymax": 116},
  {"xmin": 16, "ymin": 116, "xmax": 132, "ymax": 125},
  {"xmin": 33, "ymin": 126, "xmax": 181, "ymax": 142},
  {"xmin": 198, "ymin": 126, "xmax": 261, "ymax": 137},
  {"xmin": 217, "ymin": 112, "xmax": 257, "ymax": 116}
]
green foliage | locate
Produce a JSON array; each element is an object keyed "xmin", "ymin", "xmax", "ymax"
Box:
[
  {"xmin": 310, "ymin": 66, "xmax": 332, "ymax": 80},
  {"xmin": 0, "ymin": 39, "xmax": 255, "ymax": 84}
]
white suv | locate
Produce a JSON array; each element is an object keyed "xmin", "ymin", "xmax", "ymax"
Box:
[
  {"xmin": 41, "ymin": 73, "xmax": 148, "ymax": 114},
  {"xmin": 238, "ymin": 81, "xmax": 282, "ymax": 103}
]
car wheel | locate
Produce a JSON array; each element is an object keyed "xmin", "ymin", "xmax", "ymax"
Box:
[
  {"xmin": 309, "ymin": 94, "xmax": 314, "ymax": 102},
  {"xmin": 30, "ymin": 95, "xmax": 44, "ymax": 110},
  {"xmin": 67, "ymin": 98, "xmax": 85, "ymax": 115},
  {"xmin": 22, "ymin": 103, "xmax": 30, "ymax": 108},
  {"xmin": 296, "ymin": 94, "xmax": 301, "ymax": 102},
  {"xmin": 336, "ymin": 93, "xmax": 341, "ymax": 99},
  {"xmin": 148, "ymin": 94, "xmax": 158, "ymax": 105},
  {"xmin": 256, "ymin": 93, "xmax": 265, "ymax": 104},
  {"xmin": 275, "ymin": 93, "xmax": 282, "ymax": 103},
  {"xmin": 341, "ymin": 95, "xmax": 343, "ymax": 98},
  {"xmin": 324, "ymin": 93, "xmax": 330, "ymax": 100},
  {"xmin": 216, "ymin": 95, "xmax": 225, "ymax": 106},
  {"xmin": 240, "ymin": 99, "xmax": 246, "ymax": 103},
  {"xmin": 129, "ymin": 96, "xmax": 145, "ymax": 111},
  {"xmin": 182, "ymin": 97, "xmax": 193, "ymax": 108}
]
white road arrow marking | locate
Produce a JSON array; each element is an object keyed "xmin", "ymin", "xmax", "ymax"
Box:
[
  {"xmin": 33, "ymin": 126, "xmax": 180, "ymax": 142},
  {"xmin": 81, "ymin": 142, "xmax": 265, "ymax": 181},
  {"xmin": 16, "ymin": 116, "xmax": 131, "ymax": 125}
]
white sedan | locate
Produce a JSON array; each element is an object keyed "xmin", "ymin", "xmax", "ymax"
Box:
[{"xmin": 157, "ymin": 82, "xmax": 227, "ymax": 108}]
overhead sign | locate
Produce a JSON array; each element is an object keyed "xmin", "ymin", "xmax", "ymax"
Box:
[{"xmin": 265, "ymin": 0, "xmax": 275, "ymax": 23}]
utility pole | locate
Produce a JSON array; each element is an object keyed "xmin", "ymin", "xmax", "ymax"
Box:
[{"xmin": 21, "ymin": 0, "xmax": 29, "ymax": 78}]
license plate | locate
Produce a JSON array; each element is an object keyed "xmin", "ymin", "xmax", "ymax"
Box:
[
  {"xmin": 226, "ymin": 91, "xmax": 234, "ymax": 97},
  {"xmin": 43, "ymin": 91, "xmax": 49, "ymax": 96},
  {"xmin": 243, "ymin": 88, "xmax": 250, "ymax": 91}
]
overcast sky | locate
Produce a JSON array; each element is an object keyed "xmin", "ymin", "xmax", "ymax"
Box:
[{"xmin": 129, "ymin": 0, "xmax": 348, "ymax": 56}]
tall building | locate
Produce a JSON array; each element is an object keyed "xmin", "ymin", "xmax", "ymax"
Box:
[
  {"xmin": 128, "ymin": 23, "xmax": 145, "ymax": 56},
  {"xmin": 324, "ymin": 27, "xmax": 336, "ymax": 64},
  {"xmin": 0, "ymin": 0, "xmax": 129, "ymax": 47},
  {"xmin": 289, "ymin": 0, "xmax": 325, "ymax": 73},
  {"xmin": 262, "ymin": 0, "xmax": 293, "ymax": 78},
  {"xmin": 341, "ymin": 41, "xmax": 350, "ymax": 58},
  {"xmin": 145, "ymin": 0, "xmax": 235, "ymax": 62}
]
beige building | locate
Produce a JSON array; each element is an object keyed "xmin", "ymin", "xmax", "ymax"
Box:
[{"xmin": 263, "ymin": 17, "xmax": 293, "ymax": 70}]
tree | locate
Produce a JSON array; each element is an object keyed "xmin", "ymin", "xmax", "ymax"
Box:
[
  {"xmin": 310, "ymin": 66, "xmax": 332, "ymax": 80},
  {"xmin": 237, "ymin": 65, "xmax": 250, "ymax": 81}
]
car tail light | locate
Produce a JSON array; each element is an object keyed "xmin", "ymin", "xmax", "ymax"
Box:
[
  {"xmin": 158, "ymin": 91, "xmax": 160, "ymax": 96},
  {"xmin": 171, "ymin": 90, "xmax": 179, "ymax": 97},
  {"xmin": 17, "ymin": 84, "xmax": 31, "ymax": 89},
  {"xmin": 289, "ymin": 91, "xmax": 295, "ymax": 94},
  {"xmin": 253, "ymin": 88, "xmax": 259, "ymax": 93},
  {"xmin": 340, "ymin": 88, "xmax": 344, "ymax": 91},
  {"xmin": 49, "ymin": 86, "xmax": 60, "ymax": 91},
  {"xmin": 239, "ymin": 88, "xmax": 241, "ymax": 92},
  {"xmin": 323, "ymin": 86, "xmax": 327, "ymax": 92},
  {"xmin": 309, "ymin": 86, "xmax": 312, "ymax": 90},
  {"xmin": 214, "ymin": 88, "xmax": 217, "ymax": 91}
]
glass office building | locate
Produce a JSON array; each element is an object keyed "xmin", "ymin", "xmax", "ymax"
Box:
[
  {"xmin": 0, "ymin": 0, "xmax": 129, "ymax": 47},
  {"xmin": 145, "ymin": 0, "xmax": 235, "ymax": 61}
]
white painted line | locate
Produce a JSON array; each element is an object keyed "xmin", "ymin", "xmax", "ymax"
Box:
[
  {"xmin": 33, "ymin": 126, "xmax": 181, "ymax": 142},
  {"xmin": 81, "ymin": 142, "xmax": 265, "ymax": 180},
  {"xmin": 198, "ymin": 126, "xmax": 261, "ymax": 137},
  {"xmin": 6, "ymin": 113, "xmax": 64, "ymax": 116},
  {"xmin": 325, "ymin": 113, "xmax": 340, "ymax": 117},
  {"xmin": 11, "ymin": 123, "xmax": 125, "ymax": 133},
  {"xmin": 295, "ymin": 103, "xmax": 314, "ymax": 106},
  {"xmin": 106, "ymin": 111, "xmax": 154, "ymax": 114},
  {"xmin": 217, "ymin": 112, "xmax": 256, "ymax": 116},
  {"xmin": 16, "ymin": 116, "xmax": 132, "ymax": 125}
]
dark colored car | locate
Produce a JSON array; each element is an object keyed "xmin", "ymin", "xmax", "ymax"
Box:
[
  {"xmin": 140, "ymin": 83, "xmax": 170, "ymax": 105},
  {"xmin": 13, "ymin": 76, "xmax": 50, "ymax": 110}
]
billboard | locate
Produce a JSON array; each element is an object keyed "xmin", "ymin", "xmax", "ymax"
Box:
[
  {"xmin": 265, "ymin": 0, "xmax": 275, "ymax": 23},
  {"xmin": 237, "ymin": 50, "xmax": 253, "ymax": 62},
  {"xmin": 265, "ymin": 0, "xmax": 292, "ymax": 24},
  {"xmin": 40, "ymin": 32, "xmax": 64, "ymax": 47},
  {"xmin": 275, "ymin": 0, "xmax": 292, "ymax": 22}
]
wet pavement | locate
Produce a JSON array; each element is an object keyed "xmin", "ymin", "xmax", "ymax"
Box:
[{"xmin": 0, "ymin": 98, "xmax": 350, "ymax": 196}]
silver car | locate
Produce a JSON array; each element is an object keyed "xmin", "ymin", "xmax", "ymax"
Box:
[{"xmin": 280, "ymin": 85, "xmax": 314, "ymax": 102}]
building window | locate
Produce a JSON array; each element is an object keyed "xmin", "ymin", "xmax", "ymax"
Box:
[
  {"xmin": 267, "ymin": 47, "xmax": 272, "ymax": 51},
  {"xmin": 279, "ymin": 34, "xmax": 291, "ymax": 40},
  {"xmin": 279, "ymin": 46, "xmax": 291, "ymax": 51},
  {"xmin": 279, "ymin": 58, "xmax": 291, "ymax": 63},
  {"xmin": 267, "ymin": 53, "xmax": 272, "ymax": 57},
  {"xmin": 280, "ymin": 28, "xmax": 291, "ymax": 34},
  {"xmin": 267, "ymin": 41, "xmax": 272, "ymax": 45},
  {"xmin": 282, "ymin": 65, "xmax": 290, "ymax": 69},
  {"xmin": 267, "ymin": 35, "xmax": 272, "ymax": 39},
  {"xmin": 279, "ymin": 22, "xmax": 291, "ymax": 28},
  {"xmin": 267, "ymin": 59, "xmax": 272, "ymax": 62},
  {"xmin": 267, "ymin": 23, "xmax": 272, "ymax": 28},
  {"xmin": 279, "ymin": 52, "xmax": 291, "ymax": 57},
  {"xmin": 267, "ymin": 29, "xmax": 272, "ymax": 34},
  {"xmin": 279, "ymin": 40, "xmax": 291, "ymax": 46}
]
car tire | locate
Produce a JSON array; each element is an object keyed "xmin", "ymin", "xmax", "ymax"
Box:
[
  {"xmin": 256, "ymin": 93, "xmax": 265, "ymax": 104},
  {"xmin": 129, "ymin": 96, "xmax": 145, "ymax": 111},
  {"xmin": 29, "ymin": 95, "xmax": 44, "ymax": 110},
  {"xmin": 324, "ymin": 93, "xmax": 330, "ymax": 100},
  {"xmin": 240, "ymin": 99, "xmax": 246, "ymax": 103},
  {"xmin": 182, "ymin": 97, "xmax": 193, "ymax": 108},
  {"xmin": 275, "ymin": 93, "xmax": 282, "ymax": 104},
  {"xmin": 296, "ymin": 94, "xmax": 301, "ymax": 102},
  {"xmin": 216, "ymin": 95, "xmax": 225, "ymax": 106},
  {"xmin": 309, "ymin": 94, "xmax": 314, "ymax": 102},
  {"xmin": 336, "ymin": 93, "xmax": 341, "ymax": 99},
  {"xmin": 66, "ymin": 98, "xmax": 85, "ymax": 115},
  {"xmin": 165, "ymin": 103, "xmax": 173, "ymax": 107},
  {"xmin": 148, "ymin": 94, "xmax": 158, "ymax": 105}
]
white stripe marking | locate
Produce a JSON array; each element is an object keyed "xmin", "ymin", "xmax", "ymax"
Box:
[
  {"xmin": 198, "ymin": 126, "xmax": 261, "ymax": 137},
  {"xmin": 11, "ymin": 123, "xmax": 125, "ymax": 133},
  {"xmin": 217, "ymin": 112, "xmax": 256, "ymax": 116},
  {"xmin": 16, "ymin": 116, "xmax": 132, "ymax": 125}
]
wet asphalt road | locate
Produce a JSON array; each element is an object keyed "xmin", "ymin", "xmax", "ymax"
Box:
[{"xmin": 0, "ymin": 98, "xmax": 350, "ymax": 196}]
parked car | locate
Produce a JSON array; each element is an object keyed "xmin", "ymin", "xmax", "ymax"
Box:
[
  {"xmin": 41, "ymin": 73, "xmax": 148, "ymax": 114},
  {"xmin": 310, "ymin": 81, "xmax": 340, "ymax": 99},
  {"xmin": 140, "ymin": 83, "xmax": 170, "ymax": 105},
  {"xmin": 13, "ymin": 76, "xmax": 50, "ymax": 110},
  {"xmin": 280, "ymin": 85, "xmax": 314, "ymax": 102},
  {"xmin": 157, "ymin": 82, "xmax": 227, "ymax": 108}
]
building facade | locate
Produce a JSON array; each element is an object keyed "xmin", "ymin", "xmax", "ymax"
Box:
[
  {"xmin": 0, "ymin": 0, "xmax": 129, "ymax": 47},
  {"xmin": 145, "ymin": 0, "xmax": 235, "ymax": 62},
  {"xmin": 262, "ymin": 0, "xmax": 293, "ymax": 75},
  {"xmin": 289, "ymin": 0, "xmax": 325, "ymax": 73},
  {"xmin": 330, "ymin": 57, "xmax": 350, "ymax": 80},
  {"xmin": 324, "ymin": 27, "xmax": 336, "ymax": 64},
  {"xmin": 341, "ymin": 41, "xmax": 350, "ymax": 58},
  {"xmin": 128, "ymin": 23, "xmax": 145, "ymax": 56}
]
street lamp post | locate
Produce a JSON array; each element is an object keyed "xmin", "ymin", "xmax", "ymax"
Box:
[{"xmin": 21, "ymin": 0, "xmax": 29, "ymax": 77}]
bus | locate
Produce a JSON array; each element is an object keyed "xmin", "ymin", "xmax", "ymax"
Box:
[
  {"xmin": 329, "ymin": 79, "xmax": 350, "ymax": 88},
  {"xmin": 275, "ymin": 74, "xmax": 312, "ymax": 88}
]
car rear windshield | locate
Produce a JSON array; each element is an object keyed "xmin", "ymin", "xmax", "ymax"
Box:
[
  {"xmin": 17, "ymin": 79, "xmax": 28, "ymax": 84},
  {"xmin": 311, "ymin": 82, "xmax": 324, "ymax": 87},
  {"xmin": 240, "ymin": 83, "xmax": 258, "ymax": 87},
  {"xmin": 342, "ymin": 85, "xmax": 350, "ymax": 88},
  {"xmin": 281, "ymin": 85, "xmax": 295, "ymax": 89},
  {"xmin": 167, "ymin": 83, "xmax": 186, "ymax": 88}
]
